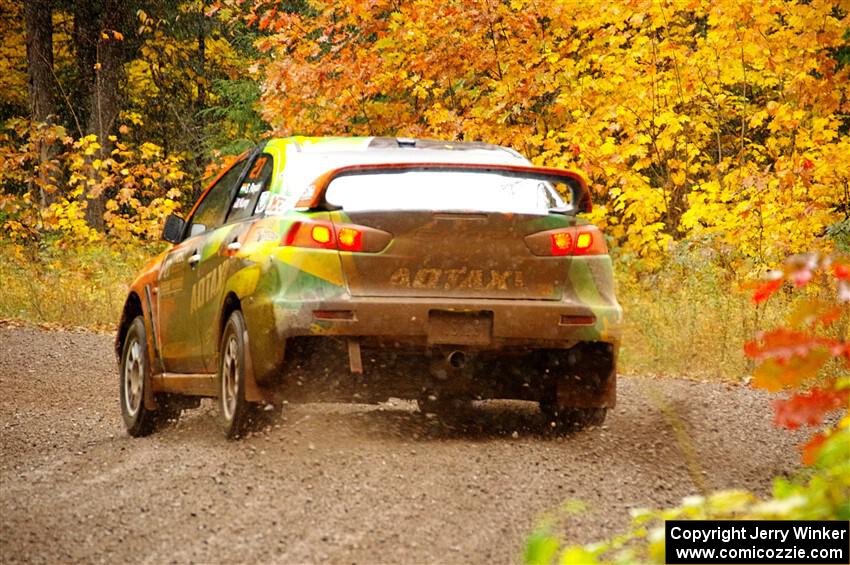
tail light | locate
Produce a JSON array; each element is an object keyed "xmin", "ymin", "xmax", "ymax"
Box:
[
  {"xmin": 551, "ymin": 232, "xmax": 572, "ymax": 254},
  {"xmin": 282, "ymin": 220, "xmax": 390, "ymax": 253},
  {"xmin": 526, "ymin": 225, "xmax": 607, "ymax": 256},
  {"xmin": 311, "ymin": 225, "xmax": 333, "ymax": 245},
  {"xmin": 336, "ymin": 227, "xmax": 362, "ymax": 251}
]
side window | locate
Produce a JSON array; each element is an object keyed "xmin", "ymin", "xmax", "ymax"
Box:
[
  {"xmin": 227, "ymin": 154, "xmax": 274, "ymax": 223},
  {"xmin": 187, "ymin": 158, "xmax": 247, "ymax": 235}
]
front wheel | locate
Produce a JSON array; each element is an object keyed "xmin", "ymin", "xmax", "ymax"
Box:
[
  {"xmin": 120, "ymin": 316, "xmax": 164, "ymax": 436},
  {"xmin": 218, "ymin": 310, "xmax": 260, "ymax": 439}
]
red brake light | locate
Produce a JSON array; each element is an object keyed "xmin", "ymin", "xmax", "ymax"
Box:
[
  {"xmin": 530, "ymin": 226, "xmax": 606, "ymax": 256},
  {"xmin": 282, "ymin": 221, "xmax": 368, "ymax": 252},
  {"xmin": 551, "ymin": 232, "xmax": 573, "ymax": 255},
  {"xmin": 283, "ymin": 221, "xmax": 335, "ymax": 249},
  {"xmin": 337, "ymin": 227, "xmax": 363, "ymax": 251}
]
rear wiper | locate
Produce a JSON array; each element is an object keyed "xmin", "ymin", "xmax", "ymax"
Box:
[{"xmin": 548, "ymin": 206, "xmax": 576, "ymax": 215}]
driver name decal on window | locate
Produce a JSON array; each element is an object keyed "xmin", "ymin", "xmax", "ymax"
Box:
[
  {"xmin": 227, "ymin": 154, "xmax": 273, "ymax": 223},
  {"xmin": 232, "ymin": 197, "xmax": 251, "ymax": 210}
]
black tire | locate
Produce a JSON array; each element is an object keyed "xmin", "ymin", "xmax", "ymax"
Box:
[
  {"xmin": 218, "ymin": 310, "xmax": 259, "ymax": 439},
  {"xmin": 119, "ymin": 316, "xmax": 161, "ymax": 437},
  {"xmin": 541, "ymin": 403, "xmax": 607, "ymax": 431},
  {"xmin": 416, "ymin": 392, "xmax": 470, "ymax": 416}
]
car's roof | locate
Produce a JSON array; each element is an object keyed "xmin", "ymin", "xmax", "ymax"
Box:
[{"xmin": 265, "ymin": 136, "xmax": 530, "ymax": 166}]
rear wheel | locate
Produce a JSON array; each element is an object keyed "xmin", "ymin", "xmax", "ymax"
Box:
[
  {"xmin": 541, "ymin": 403, "xmax": 607, "ymax": 431},
  {"xmin": 417, "ymin": 392, "xmax": 470, "ymax": 416},
  {"xmin": 218, "ymin": 310, "xmax": 260, "ymax": 439}
]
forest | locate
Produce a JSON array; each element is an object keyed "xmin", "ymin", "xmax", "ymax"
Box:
[
  {"xmin": 0, "ymin": 1, "xmax": 848, "ymax": 562},
  {"xmin": 3, "ymin": 0, "xmax": 848, "ymax": 260}
]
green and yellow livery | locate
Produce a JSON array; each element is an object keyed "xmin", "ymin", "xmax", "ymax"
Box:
[{"xmin": 116, "ymin": 137, "xmax": 622, "ymax": 438}]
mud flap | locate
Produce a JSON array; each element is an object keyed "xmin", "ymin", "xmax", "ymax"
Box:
[
  {"xmin": 143, "ymin": 374, "xmax": 158, "ymax": 410},
  {"xmin": 556, "ymin": 371, "xmax": 616, "ymax": 408},
  {"xmin": 242, "ymin": 326, "xmax": 273, "ymax": 404},
  {"xmin": 143, "ymin": 285, "xmax": 163, "ymax": 411},
  {"xmin": 142, "ymin": 315, "xmax": 159, "ymax": 411},
  {"xmin": 348, "ymin": 339, "xmax": 363, "ymax": 374},
  {"xmin": 554, "ymin": 342, "xmax": 618, "ymax": 408}
]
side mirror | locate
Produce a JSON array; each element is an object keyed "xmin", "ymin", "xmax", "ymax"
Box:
[{"xmin": 162, "ymin": 214, "xmax": 185, "ymax": 244}]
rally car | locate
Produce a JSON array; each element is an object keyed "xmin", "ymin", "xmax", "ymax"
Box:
[{"xmin": 116, "ymin": 137, "xmax": 622, "ymax": 438}]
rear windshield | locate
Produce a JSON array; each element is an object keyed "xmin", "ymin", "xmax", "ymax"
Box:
[{"xmin": 324, "ymin": 171, "xmax": 572, "ymax": 214}]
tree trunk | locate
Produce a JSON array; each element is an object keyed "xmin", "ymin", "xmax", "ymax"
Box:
[
  {"xmin": 72, "ymin": 0, "xmax": 98, "ymax": 135},
  {"xmin": 193, "ymin": 5, "xmax": 208, "ymax": 203},
  {"xmin": 24, "ymin": 0, "xmax": 58, "ymax": 208},
  {"xmin": 78, "ymin": 0, "xmax": 129, "ymax": 231}
]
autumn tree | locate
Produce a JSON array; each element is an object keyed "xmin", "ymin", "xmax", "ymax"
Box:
[
  {"xmin": 244, "ymin": 0, "xmax": 850, "ymax": 271},
  {"xmin": 129, "ymin": 0, "xmax": 268, "ymax": 199},
  {"xmin": 24, "ymin": 0, "xmax": 60, "ymax": 207},
  {"xmin": 3, "ymin": 0, "xmax": 268, "ymax": 235}
]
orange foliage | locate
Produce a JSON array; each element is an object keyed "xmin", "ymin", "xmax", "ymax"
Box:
[
  {"xmin": 241, "ymin": 0, "xmax": 850, "ymax": 270},
  {"xmin": 745, "ymin": 255, "xmax": 850, "ymax": 462}
]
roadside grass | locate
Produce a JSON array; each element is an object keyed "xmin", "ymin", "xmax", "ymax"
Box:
[
  {"xmin": 0, "ymin": 241, "xmax": 162, "ymax": 331},
  {"xmin": 617, "ymin": 264, "xmax": 789, "ymax": 381},
  {"xmin": 0, "ymin": 240, "xmax": 794, "ymax": 380}
]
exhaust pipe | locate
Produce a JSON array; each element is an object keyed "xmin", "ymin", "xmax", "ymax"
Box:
[
  {"xmin": 430, "ymin": 350, "xmax": 469, "ymax": 380},
  {"xmin": 447, "ymin": 350, "xmax": 467, "ymax": 370}
]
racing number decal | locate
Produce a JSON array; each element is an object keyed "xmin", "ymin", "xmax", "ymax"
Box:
[{"xmin": 248, "ymin": 156, "xmax": 269, "ymax": 180}]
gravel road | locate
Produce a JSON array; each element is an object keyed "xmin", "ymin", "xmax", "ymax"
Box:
[{"xmin": 1, "ymin": 325, "xmax": 806, "ymax": 564}]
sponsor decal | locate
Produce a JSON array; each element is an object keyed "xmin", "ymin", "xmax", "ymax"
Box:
[
  {"xmin": 255, "ymin": 191, "xmax": 271, "ymax": 214},
  {"xmin": 190, "ymin": 262, "xmax": 228, "ymax": 313},
  {"xmin": 266, "ymin": 194, "xmax": 297, "ymax": 215},
  {"xmin": 389, "ymin": 267, "xmax": 525, "ymax": 290},
  {"xmin": 299, "ymin": 184, "xmax": 316, "ymax": 202}
]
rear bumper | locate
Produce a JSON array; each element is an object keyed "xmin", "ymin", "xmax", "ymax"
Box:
[
  {"xmin": 244, "ymin": 294, "xmax": 621, "ymax": 405},
  {"xmin": 273, "ymin": 295, "xmax": 621, "ymax": 346}
]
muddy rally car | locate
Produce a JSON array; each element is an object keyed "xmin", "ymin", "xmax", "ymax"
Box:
[{"xmin": 116, "ymin": 137, "xmax": 622, "ymax": 438}]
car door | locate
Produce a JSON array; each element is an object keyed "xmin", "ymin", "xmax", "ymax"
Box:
[
  {"xmin": 193, "ymin": 152, "xmax": 276, "ymax": 372},
  {"xmin": 157, "ymin": 156, "xmax": 249, "ymax": 373}
]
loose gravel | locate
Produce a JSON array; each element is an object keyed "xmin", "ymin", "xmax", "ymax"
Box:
[{"xmin": 0, "ymin": 325, "xmax": 806, "ymax": 564}]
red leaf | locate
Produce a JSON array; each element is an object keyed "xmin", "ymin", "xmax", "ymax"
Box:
[
  {"xmin": 743, "ymin": 339, "xmax": 760, "ymax": 358},
  {"xmin": 746, "ymin": 329, "xmax": 844, "ymax": 362},
  {"xmin": 746, "ymin": 328, "xmax": 815, "ymax": 361},
  {"xmin": 801, "ymin": 432, "xmax": 828, "ymax": 466},
  {"xmin": 753, "ymin": 278, "xmax": 782, "ymax": 303},
  {"xmin": 818, "ymin": 307, "xmax": 842, "ymax": 326},
  {"xmin": 773, "ymin": 387, "xmax": 849, "ymax": 429},
  {"xmin": 833, "ymin": 262, "xmax": 850, "ymax": 281}
]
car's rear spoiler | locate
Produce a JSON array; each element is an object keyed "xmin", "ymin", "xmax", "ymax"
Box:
[{"xmin": 295, "ymin": 162, "xmax": 593, "ymax": 214}]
